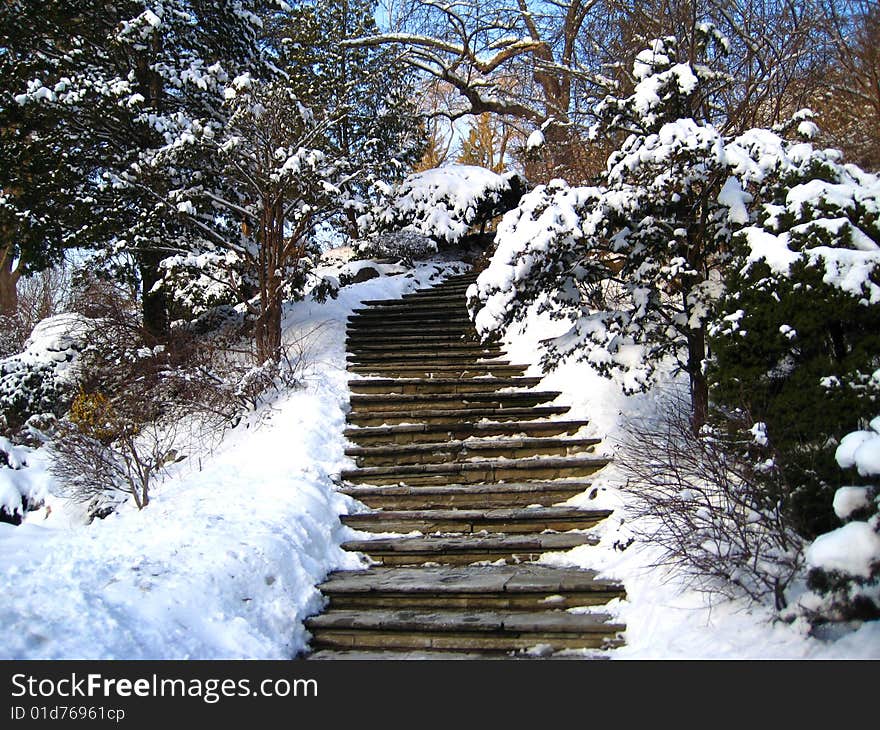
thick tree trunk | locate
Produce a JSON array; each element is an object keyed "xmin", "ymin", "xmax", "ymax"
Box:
[
  {"xmin": 255, "ymin": 198, "xmax": 285, "ymax": 364},
  {"xmin": 0, "ymin": 248, "xmax": 21, "ymax": 316},
  {"xmin": 255, "ymin": 288, "xmax": 282, "ymax": 365}
]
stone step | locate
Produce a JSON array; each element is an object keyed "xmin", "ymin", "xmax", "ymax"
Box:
[
  {"xmin": 356, "ymin": 296, "xmax": 468, "ymax": 310},
  {"xmin": 348, "ymin": 391, "xmax": 561, "ymax": 413},
  {"xmin": 348, "ymin": 354, "xmax": 501, "ymax": 367},
  {"xmin": 346, "ymin": 405, "xmax": 571, "ymax": 427},
  {"xmin": 342, "ymin": 532, "xmax": 597, "ymax": 566},
  {"xmin": 348, "ymin": 340, "xmax": 495, "ymax": 353},
  {"xmin": 346, "ymin": 333, "xmax": 477, "ymax": 345},
  {"xmin": 348, "ymin": 312, "xmax": 471, "ymax": 325},
  {"xmin": 341, "ymin": 505, "xmax": 612, "ymax": 532},
  {"xmin": 348, "ymin": 319, "xmax": 474, "ymax": 332},
  {"xmin": 348, "ymin": 333, "xmax": 485, "ymax": 346},
  {"xmin": 346, "ymin": 325, "xmax": 478, "ymax": 338},
  {"xmin": 405, "ymin": 283, "xmax": 471, "ymax": 295},
  {"xmin": 348, "ymin": 346, "xmax": 499, "ymax": 361},
  {"xmin": 348, "ymin": 377, "xmax": 540, "ymax": 395},
  {"xmin": 341, "ymin": 456, "xmax": 609, "ymax": 486},
  {"xmin": 347, "ymin": 327, "xmax": 477, "ymax": 338},
  {"xmin": 344, "ymin": 419, "xmax": 590, "ymax": 446},
  {"xmin": 307, "ymin": 650, "xmax": 503, "ymax": 660},
  {"xmin": 346, "ymin": 436, "xmax": 601, "ymax": 467},
  {"xmin": 307, "ymin": 649, "xmax": 609, "ymax": 659},
  {"xmin": 362, "ymin": 293, "xmax": 469, "ymax": 306},
  {"xmin": 338, "ymin": 481, "xmax": 593, "ymax": 510},
  {"xmin": 305, "ymin": 608, "xmax": 624, "ymax": 653},
  {"xmin": 346, "ymin": 337, "xmax": 482, "ymax": 350},
  {"xmin": 348, "ymin": 363, "xmax": 528, "ymax": 378},
  {"xmin": 351, "ymin": 304, "xmax": 468, "ymax": 317},
  {"xmin": 318, "ymin": 565, "xmax": 625, "ymax": 611}
]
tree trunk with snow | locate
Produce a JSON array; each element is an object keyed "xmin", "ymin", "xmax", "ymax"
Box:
[
  {"xmin": 0, "ymin": 245, "xmax": 21, "ymax": 316},
  {"xmin": 687, "ymin": 327, "xmax": 709, "ymax": 434},
  {"xmin": 256, "ymin": 198, "xmax": 285, "ymax": 364},
  {"xmin": 138, "ymin": 250, "xmax": 168, "ymax": 339}
]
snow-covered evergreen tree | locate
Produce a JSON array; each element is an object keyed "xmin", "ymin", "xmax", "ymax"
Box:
[
  {"xmin": 272, "ymin": 0, "xmax": 425, "ymax": 239},
  {"xmin": 469, "ymin": 31, "xmax": 851, "ymax": 430},
  {"xmin": 709, "ymin": 144, "xmax": 880, "ymax": 537},
  {"xmin": 154, "ymin": 78, "xmax": 348, "ymax": 363},
  {"xmin": 0, "ymin": 3, "xmax": 110, "ymax": 315},
  {"xmin": 11, "ymin": 1, "xmax": 286, "ymax": 335},
  {"xmin": 471, "ymin": 32, "xmax": 747, "ymax": 426}
]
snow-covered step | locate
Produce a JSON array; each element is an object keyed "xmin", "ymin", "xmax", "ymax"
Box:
[
  {"xmin": 340, "ymin": 505, "xmax": 612, "ymax": 533},
  {"xmin": 340, "ymin": 455, "xmax": 610, "ymax": 486},
  {"xmin": 345, "ymin": 436, "xmax": 601, "ymax": 467},
  {"xmin": 318, "ymin": 565, "xmax": 625, "ymax": 611},
  {"xmin": 348, "ymin": 355, "xmax": 505, "ymax": 369},
  {"xmin": 347, "ymin": 376, "xmax": 539, "ymax": 395},
  {"xmin": 346, "ymin": 332, "xmax": 476, "ymax": 345},
  {"xmin": 348, "ymin": 320, "xmax": 476, "ymax": 341},
  {"xmin": 350, "ymin": 303, "xmax": 469, "ymax": 316},
  {"xmin": 357, "ymin": 293, "xmax": 470, "ymax": 307},
  {"xmin": 348, "ymin": 390, "xmax": 562, "ymax": 413},
  {"xmin": 342, "ymin": 532, "xmax": 597, "ymax": 566},
  {"xmin": 338, "ymin": 481, "xmax": 594, "ymax": 510},
  {"xmin": 348, "ymin": 346, "xmax": 499, "ymax": 361},
  {"xmin": 347, "ymin": 311, "xmax": 472, "ymax": 324},
  {"xmin": 347, "ymin": 340, "xmax": 498, "ymax": 354},
  {"xmin": 346, "ymin": 339, "xmax": 484, "ymax": 352},
  {"xmin": 305, "ymin": 608, "xmax": 624, "ymax": 653},
  {"xmin": 348, "ymin": 363, "xmax": 528, "ymax": 378},
  {"xmin": 346, "ymin": 405, "xmax": 571, "ymax": 427},
  {"xmin": 343, "ymin": 419, "xmax": 591, "ymax": 446}
]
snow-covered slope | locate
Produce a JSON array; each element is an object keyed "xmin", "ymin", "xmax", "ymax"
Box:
[{"xmin": 0, "ymin": 260, "xmax": 465, "ymax": 659}]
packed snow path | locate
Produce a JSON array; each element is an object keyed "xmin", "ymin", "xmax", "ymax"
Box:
[{"xmin": 306, "ymin": 272, "xmax": 626, "ymax": 658}]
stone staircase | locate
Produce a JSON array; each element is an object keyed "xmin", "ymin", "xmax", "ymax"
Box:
[{"xmin": 306, "ymin": 271, "xmax": 625, "ymax": 659}]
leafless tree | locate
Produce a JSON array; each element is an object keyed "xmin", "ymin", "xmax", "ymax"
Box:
[
  {"xmin": 813, "ymin": 0, "xmax": 880, "ymax": 169},
  {"xmin": 0, "ymin": 262, "xmax": 74, "ymax": 357},
  {"xmin": 362, "ymin": 0, "xmax": 843, "ymax": 181}
]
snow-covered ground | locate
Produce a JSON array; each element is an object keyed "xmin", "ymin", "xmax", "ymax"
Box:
[
  {"xmin": 1, "ymin": 254, "xmax": 877, "ymax": 659},
  {"xmin": 0, "ymin": 258, "xmax": 465, "ymax": 659},
  {"xmin": 499, "ymin": 306, "xmax": 880, "ymax": 659}
]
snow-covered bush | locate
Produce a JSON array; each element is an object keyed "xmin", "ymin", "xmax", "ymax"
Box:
[
  {"xmin": 800, "ymin": 418, "xmax": 880, "ymax": 622},
  {"xmin": 0, "ymin": 313, "xmax": 91, "ymax": 434},
  {"xmin": 354, "ymin": 229, "xmax": 438, "ymax": 265},
  {"xmin": 159, "ymin": 250, "xmax": 255, "ymax": 319},
  {"xmin": 0, "ymin": 437, "xmax": 48, "ymax": 524},
  {"xmin": 709, "ymin": 145, "xmax": 880, "ymax": 538},
  {"xmin": 617, "ymin": 392, "xmax": 804, "ymax": 610},
  {"xmin": 50, "ymin": 418, "xmax": 181, "ymax": 515},
  {"xmin": 359, "ymin": 164, "xmax": 526, "ymax": 246}
]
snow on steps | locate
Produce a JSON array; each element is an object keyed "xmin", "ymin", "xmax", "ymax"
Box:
[
  {"xmin": 343, "ymin": 419, "xmax": 591, "ymax": 446},
  {"xmin": 305, "ymin": 272, "xmax": 624, "ymax": 659}
]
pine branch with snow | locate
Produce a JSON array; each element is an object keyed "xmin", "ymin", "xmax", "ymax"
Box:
[{"xmin": 800, "ymin": 417, "xmax": 880, "ymax": 623}]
